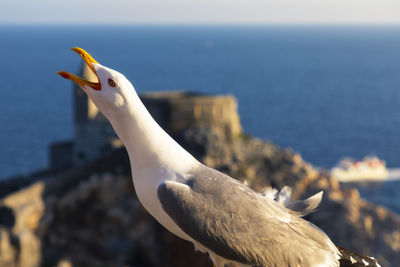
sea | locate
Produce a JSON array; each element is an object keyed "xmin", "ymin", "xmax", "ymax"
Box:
[{"xmin": 1, "ymin": 25, "xmax": 400, "ymax": 212}]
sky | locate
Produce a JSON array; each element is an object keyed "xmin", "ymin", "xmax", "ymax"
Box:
[{"xmin": 0, "ymin": 0, "xmax": 399, "ymax": 25}]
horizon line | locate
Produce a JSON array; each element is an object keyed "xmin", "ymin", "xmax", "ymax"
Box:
[{"xmin": 1, "ymin": 21, "xmax": 400, "ymax": 27}]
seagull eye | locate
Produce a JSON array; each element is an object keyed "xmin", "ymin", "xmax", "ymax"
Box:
[{"xmin": 108, "ymin": 78, "xmax": 116, "ymax": 87}]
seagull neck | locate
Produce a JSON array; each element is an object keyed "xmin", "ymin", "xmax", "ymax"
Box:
[{"xmin": 108, "ymin": 91, "xmax": 198, "ymax": 172}]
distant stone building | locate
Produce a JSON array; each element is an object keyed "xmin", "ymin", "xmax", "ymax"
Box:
[
  {"xmin": 50, "ymin": 64, "xmax": 241, "ymax": 170},
  {"xmin": 141, "ymin": 91, "xmax": 242, "ymax": 138}
]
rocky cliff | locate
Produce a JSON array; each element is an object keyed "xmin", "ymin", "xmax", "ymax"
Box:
[{"xmin": 0, "ymin": 127, "xmax": 399, "ymax": 266}]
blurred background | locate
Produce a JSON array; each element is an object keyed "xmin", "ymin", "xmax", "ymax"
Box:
[{"xmin": 0, "ymin": 1, "xmax": 400, "ymax": 266}]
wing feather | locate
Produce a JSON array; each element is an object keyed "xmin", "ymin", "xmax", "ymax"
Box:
[{"xmin": 157, "ymin": 166, "xmax": 338, "ymax": 266}]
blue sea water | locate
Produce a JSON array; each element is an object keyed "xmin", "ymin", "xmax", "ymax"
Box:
[{"xmin": 1, "ymin": 25, "xmax": 400, "ymax": 210}]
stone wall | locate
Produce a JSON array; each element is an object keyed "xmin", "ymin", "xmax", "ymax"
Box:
[{"xmin": 142, "ymin": 91, "xmax": 242, "ymax": 139}]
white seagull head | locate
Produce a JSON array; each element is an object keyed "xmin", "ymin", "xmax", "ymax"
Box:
[{"xmin": 58, "ymin": 47, "xmax": 134, "ymax": 118}]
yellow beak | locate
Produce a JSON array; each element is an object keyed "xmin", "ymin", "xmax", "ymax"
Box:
[{"xmin": 57, "ymin": 47, "xmax": 102, "ymax": 91}]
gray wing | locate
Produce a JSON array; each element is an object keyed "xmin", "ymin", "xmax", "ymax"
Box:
[{"xmin": 157, "ymin": 166, "xmax": 337, "ymax": 266}]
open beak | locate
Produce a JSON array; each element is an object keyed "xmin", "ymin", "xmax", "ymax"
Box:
[{"xmin": 57, "ymin": 47, "xmax": 102, "ymax": 91}]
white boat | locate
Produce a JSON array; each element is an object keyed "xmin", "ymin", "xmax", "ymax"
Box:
[{"xmin": 331, "ymin": 156, "xmax": 388, "ymax": 182}]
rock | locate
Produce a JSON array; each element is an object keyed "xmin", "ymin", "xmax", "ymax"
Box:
[
  {"xmin": 0, "ymin": 182, "xmax": 44, "ymax": 267},
  {"xmin": 56, "ymin": 259, "xmax": 73, "ymax": 267},
  {"xmin": 0, "ymin": 229, "xmax": 17, "ymax": 267}
]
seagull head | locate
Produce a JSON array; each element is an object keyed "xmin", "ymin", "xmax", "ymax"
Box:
[{"xmin": 58, "ymin": 47, "xmax": 134, "ymax": 117}]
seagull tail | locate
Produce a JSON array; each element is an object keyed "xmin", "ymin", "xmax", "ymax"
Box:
[
  {"xmin": 285, "ymin": 190, "xmax": 323, "ymax": 217},
  {"xmin": 337, "ymin": 245, "xmax": 381, "ymax": 267},
  {"xmin": 262, "ymin": 186, "xmax": 324, "ymax": 217}
]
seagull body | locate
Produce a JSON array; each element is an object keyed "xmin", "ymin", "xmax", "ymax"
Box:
[{"xmin": 58, "ymin": 48, "xmax": 380, "ymax": 267}]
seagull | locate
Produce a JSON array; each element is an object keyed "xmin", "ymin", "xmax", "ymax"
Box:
[{"xmin": 58, "ymin": 48, "xmax": 380, "ymax": 267}]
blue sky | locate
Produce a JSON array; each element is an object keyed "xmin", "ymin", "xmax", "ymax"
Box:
[{"xmin": 1, "ymin": 0, "xmax": 399, "ymax": 25}]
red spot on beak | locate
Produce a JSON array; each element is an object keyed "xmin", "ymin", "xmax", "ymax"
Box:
[{"xmin": 57, "ymin": 72, "xmax": 70, "ymax": 79}]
